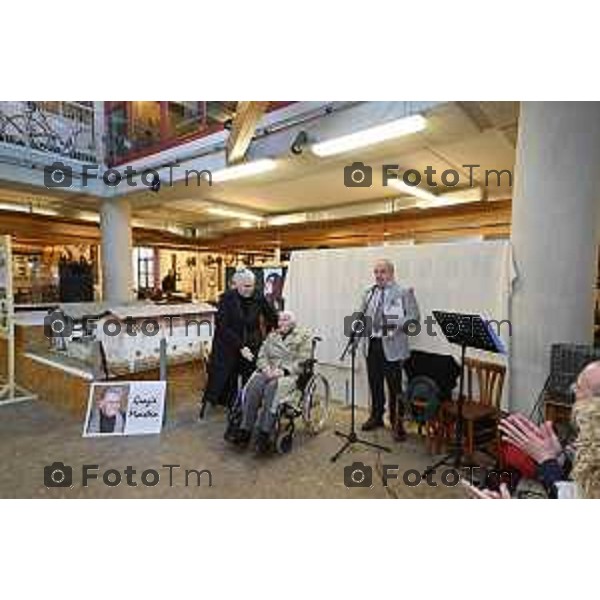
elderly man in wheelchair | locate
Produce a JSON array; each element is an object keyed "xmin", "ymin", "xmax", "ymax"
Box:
[{"xmin": 225, "ymin": 310, "xmax": 329, "ymax": 454}]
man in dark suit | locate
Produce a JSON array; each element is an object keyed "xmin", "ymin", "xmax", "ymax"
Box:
[{"xmin": 200, "ymin": 269, "xmax": 277, "ymax": 416}]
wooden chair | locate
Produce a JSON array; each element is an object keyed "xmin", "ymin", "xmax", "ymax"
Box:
[
  {"xmin": 411, "ymin": 398, "xmax": 444, "ymax": 454},
  {"xmin": 442, "ymin": 357, "xmax": 506, "ymax": 458}
]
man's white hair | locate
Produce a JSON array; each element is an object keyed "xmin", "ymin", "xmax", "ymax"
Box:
[
  {"xmin": 232, "ymin": 268, "xmax": 256, "ymax": 285},
  {"xmin": 279, "ymin": 310, "xmax": 296, "ymax": 325}
]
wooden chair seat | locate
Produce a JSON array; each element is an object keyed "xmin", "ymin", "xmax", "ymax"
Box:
[
  {"xmin": 440, "ymin": 357, "xmax": 506, "ymax": 459},
  {"xmin": 443, "ymin": 400, "xmax": 498, "ymax": 421}
]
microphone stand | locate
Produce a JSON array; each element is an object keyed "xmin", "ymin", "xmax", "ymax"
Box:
[{"xmin": 331, "ymin": 309, "xmax": 391, "ymax": 462}]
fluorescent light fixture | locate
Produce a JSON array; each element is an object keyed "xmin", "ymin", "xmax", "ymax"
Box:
[
  {"xmin": 131, "ymin": 219, "xmax": 150, "ymax": 228},
  {"xmin": 33, "ymin": 207, "xmax": 60, "ymax": 216},
  {"xmin": 207, "ymin": 207, "xmax": 264, "ymax": 222},
  {"xmin": 267, "ymin": 213, "xmax": 307, "ymax": 227},
  {"xmin": 389, "ymin": 181, "xmax": 482, "ymax": 208},
  {"xmin": 212, "ymin": 159, "xmax": 277, "ymax": 183},
  {"xmin": 77, "ymin": 211, "xmax": 100, "ymax": 223},
  {"xmin": 311, "ymin": 114, "xmax": 426, "ymax": 157},
  {"xmin": 415, "ymin": 196, "xmax": 476, "ymax": 209},
  {"xmin": 166, "ymin": 226, "xmax": 186, "ymax": 235},
  {"xmin": 387, "ymin": 179, "xmax": 438, "ymax": 203},
  {"xmin": 0, "ymin": 202, "xmax": 29, "ymax": 213}
]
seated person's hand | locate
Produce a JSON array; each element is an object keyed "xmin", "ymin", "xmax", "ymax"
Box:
[
  {"xmin": 462, "ymin": 480, "xmax": 511, "ymax": 499},
  {"xmin": 499, "ymin": 413, "xmax": 562, "ymax": 464},
  {"xmin": 240, "ymin": 346, "xmax": 254, "ymax": 362},
  {"xmin": 262, "ymin": 366, "xmax": 284, "ymax": 379}
]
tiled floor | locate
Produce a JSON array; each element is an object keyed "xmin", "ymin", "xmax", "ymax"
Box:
[{"xmin": 0, "ymin": 396, "xmax": 467, "ymax": 499}]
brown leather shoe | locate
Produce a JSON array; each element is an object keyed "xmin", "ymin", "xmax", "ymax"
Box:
[
  {"xmin": 361, "ymin": 416, "xmax": 384, "ymax": 431},
  {"xmin": 392, "ymin": 422, "xmax": 407, "ymax": 442}
]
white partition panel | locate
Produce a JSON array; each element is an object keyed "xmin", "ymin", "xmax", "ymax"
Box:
[{"xmin": 285, "ymin": 241, "xmax": 515, "ymax": 408}]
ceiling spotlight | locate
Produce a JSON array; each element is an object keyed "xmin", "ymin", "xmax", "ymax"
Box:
[
  {"xmin": 150, "ymin": 172, "xmax": 160, "ymax": 192},
  {"xmin": 290, "ymin": 131, "xmax": 309, "ymax": 155}
]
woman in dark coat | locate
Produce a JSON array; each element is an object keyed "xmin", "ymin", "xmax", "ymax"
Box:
[{"xmin": 200, "ymin": 269, "xmax": 277, "ymax": 416}]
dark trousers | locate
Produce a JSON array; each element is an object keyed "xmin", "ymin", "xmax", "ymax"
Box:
[
  {"xmin": 240, "ymin": 372, "xmax": 279, "ymax": 434},
  {"xmin": 367, "ymin": 338, "xmax": 403, "ymax": 422},
  {"xmin": 223, "ymin": 357, "xmax": 255, "ymax": 407}
]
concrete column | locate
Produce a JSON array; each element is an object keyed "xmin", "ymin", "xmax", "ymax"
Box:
[
  {"xmin": 100, "ymin": 197, "xmax": 133, "ymax": 304},
  {"xmin": 510, "ymin": 102, "xmax": 600, "ymax": 413}
]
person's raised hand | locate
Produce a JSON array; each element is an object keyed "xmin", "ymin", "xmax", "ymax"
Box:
[
  {"xmin": 499, "ymin": 413, "xmax": 561, "ymax": 464},
  {"xmin": 462, "ymin": 481, "xmax": 511, "ymax": 499},
  {"xmin": 539, "ymin": 420, "xmax": 562, "ymax": 457}
]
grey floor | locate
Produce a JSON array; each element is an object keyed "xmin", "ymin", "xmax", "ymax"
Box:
[{"xmin": 0, "ymin": 397, "xmax": 467, "ymax": 499}]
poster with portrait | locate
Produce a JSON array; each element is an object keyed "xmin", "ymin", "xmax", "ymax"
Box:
[{"xmin": 83, "ymin": 381, "xmax": 167, "ymax": 437}]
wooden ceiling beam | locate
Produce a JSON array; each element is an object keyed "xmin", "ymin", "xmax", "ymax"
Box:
[
  {"xmin": 1, "ymin": 199, "xmax": 512, "ymax": 253},
  {"xmin": 207, "ymin": 200, "xmax": 512, "ymax": 251},
  {"xmin": 226, "ymin": 101, "xmax": 270, "ymax": 164}
]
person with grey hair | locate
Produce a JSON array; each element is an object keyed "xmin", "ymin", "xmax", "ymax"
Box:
[
  {"xmin": 356, "ymin": 259, "xmax": 420, "ymax": 440},
  {"xmin": 200, "ymin": 268, "xmax": 277, "ymax": 416},
  {"xmin": 230, "ymin": 310, "xmax": 312, "ymax": 453},
  {"xmin": 86, "ymin": 386, "xmax": 127, "ymax": 434}
]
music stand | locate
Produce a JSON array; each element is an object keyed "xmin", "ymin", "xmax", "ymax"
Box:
[{"xmin": 422, "ymin": 311, "xmax": 505, "ymax": 477}]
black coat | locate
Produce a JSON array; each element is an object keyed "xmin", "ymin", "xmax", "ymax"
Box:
[{"xmin": 202, "ymin": 289, "xmax": 277, "ymax": 406}]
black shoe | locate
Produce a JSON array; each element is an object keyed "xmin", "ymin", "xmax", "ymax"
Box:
[
  {"xmin": 361, "ymin": 416, "xmax": 384, "ymax": 431},
  {"xmin": 224, "ymin": 422, "xmax": 239, "ymax": 442},
  {"xmin": 233, "ymin": 429, "xmax": 252, "ymax": 448},
  {"xmin": 199, "ymin": 401, "xmax": 208, "ymax": 420},
  {"xmin": 255, "ymin": 431, "xmax": 271, "ymax": 455},
  {"xmin": 392, "ymin": 423, "xmax": 407, "ymax": 442}
]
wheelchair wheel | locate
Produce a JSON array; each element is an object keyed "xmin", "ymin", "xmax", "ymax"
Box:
[
  {"xmin": 274, "ymin": 417, "xmax": 294, "ymax": 454},
  {"xmin": 302, "ymin": 372, "xmax": 330, "ymax": 434},
  {"xmin": 276, "ymin": 432, "xmax": 293, "ymax": 454}
]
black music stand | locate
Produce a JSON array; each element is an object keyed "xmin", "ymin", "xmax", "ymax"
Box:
[{"xmin": 422, "ymin": 311, "xmax": 505, "ymax": 477}]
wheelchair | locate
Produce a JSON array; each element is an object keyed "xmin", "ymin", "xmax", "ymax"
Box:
[{"xmin": 224, "ymin": 336, "xmax": 330, "ymax": 454}]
